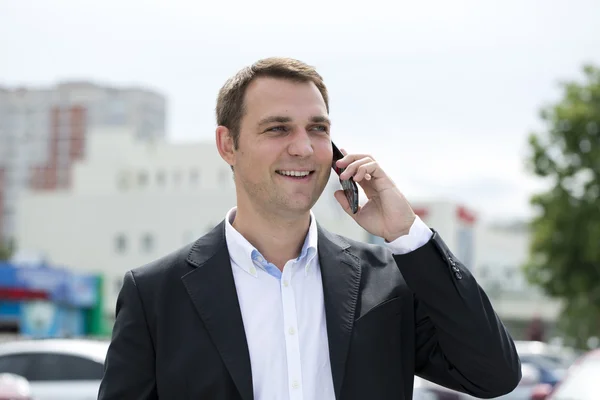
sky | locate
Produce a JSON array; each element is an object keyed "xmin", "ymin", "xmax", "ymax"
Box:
[{"xmin": 2, "ymin": 0, "xmax": 599, "ymax": 223}]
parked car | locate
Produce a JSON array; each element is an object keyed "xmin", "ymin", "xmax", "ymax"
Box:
[
  {"xmin": 0, "ymin": 373, "xmax": 32, "ymax": 400},
  {"xmin": 0, "ymin": 338, "xmax": 109, "ymax": 400},
  {"xmin": 514, "ymin": 340, "xmax": 581, "ymax": 391},
  {"xmin": 481, "ymin": 361, "xmax": 552, "ymax": 400},
  {"xmin": 531, "ymin": 348, "xmax": 600, "ymax": 400},
  {"xmin": 514, "ymin": 340, "xmax": 578, "ymax": 372},
  {"xmin": 454, "ymin": 360, "xmax": 551, "ymax": 400},
  {"xmin": 414, "ymin": 376, "xmax": 463, "ymax": 399},
  {"xmin": 414, "ymin": 376, "xmax": 458, "ymax": 399},
  {"xmin": 518, "ymin": 354, "xmax": 563, "ymax": 388}
]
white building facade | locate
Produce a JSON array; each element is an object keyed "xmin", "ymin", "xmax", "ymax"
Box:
[
  {"xmin": 0, "ymin": 82, "xmax": 166, "ymax": 242},
  {"xmin": 473, "ymin": 223, "xmax": 561, "ymax": 333},
  {"xmin": 14, "ymin": 130, "xmax": 369, "ymax": 317}
]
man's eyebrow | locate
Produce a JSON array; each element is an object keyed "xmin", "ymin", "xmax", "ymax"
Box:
[
  {"xmin": 311, "ymin": 116, "xmax": 331, "ymax": 125},
  {"xmin": 257, "ymin": 116, "xmax": 292, "ymax": 127},
  {"xmin": 257, "ymin": 115, "xmax": 332, "ymax": 128}
]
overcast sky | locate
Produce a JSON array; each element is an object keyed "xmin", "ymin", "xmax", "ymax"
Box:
[{"xmin": 2, "ymin": 0, "xmax": 599, "ymax": 223}]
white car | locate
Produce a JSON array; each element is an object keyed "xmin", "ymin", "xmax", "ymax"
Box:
[
  {"xmin": 413, "ymin": 377, "xmax": 441, "ymax": 399},
  {"xmin": 0, "ymin": 338, "xmax": 109, "ymax": 400},
  {"xmin": 514, "ymin": 340, "xmax": 579, "ymax": 370}
]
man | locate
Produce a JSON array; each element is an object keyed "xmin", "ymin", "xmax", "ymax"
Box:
[{"xmin": 99, "ymin": 58, "xmax": 521, "ymax": 400}]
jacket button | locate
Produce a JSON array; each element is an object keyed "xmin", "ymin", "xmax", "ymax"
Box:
[{"xmin": 447, "ymin": 256, "xmax": 462, "ymax": 279}]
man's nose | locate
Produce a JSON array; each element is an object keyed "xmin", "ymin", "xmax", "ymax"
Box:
[{"xmin": 288, "ymin": 130, "xmax": 314, "ymax": 157}]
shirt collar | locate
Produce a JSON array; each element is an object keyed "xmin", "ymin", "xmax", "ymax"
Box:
[{"xmin": 224, "ymin": 207, "xmax": 318, "ymax": 278}]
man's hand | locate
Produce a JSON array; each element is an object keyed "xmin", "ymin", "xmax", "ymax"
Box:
[{"xmin": 333, "ymin": 148, "xmax": 416, "ymax": 242}]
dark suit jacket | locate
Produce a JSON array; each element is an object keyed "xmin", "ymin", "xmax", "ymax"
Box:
[{"xmin": 98, "ymin": 221, "xmax": 521, "ymax": 400}]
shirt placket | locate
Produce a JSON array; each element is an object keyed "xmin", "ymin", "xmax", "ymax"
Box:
[{"xmin": 281, "ymin": 261, "xmax": 304, "ymax": 400}]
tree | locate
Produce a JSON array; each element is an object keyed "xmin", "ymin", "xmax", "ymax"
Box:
[
  {"xmin": 525, "ymin": 64, "xmax": 600, "ymax": 348},
  {"xmin": 0, "ymin": 240, "xmax": 13, "ymax": 261}
]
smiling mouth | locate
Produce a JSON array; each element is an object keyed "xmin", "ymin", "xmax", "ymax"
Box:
[{"xmin": 276, "ymin": 170, "xmax": 315, "ymax": 179}]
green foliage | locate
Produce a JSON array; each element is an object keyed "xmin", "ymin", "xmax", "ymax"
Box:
[
  {"xmin": 0, "ymin": 240, "xmax": 13, "ymax": 261},
  {"xmin": 525, "ymin": 64, "xmax": 600, "ymax": 348}
]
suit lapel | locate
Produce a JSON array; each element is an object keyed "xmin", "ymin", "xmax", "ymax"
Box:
[
  {"xmin": 317, "ymin": 225, "xmax": 362, "ymax": 400},
  {"xmin": 181, "ymin": 221, "xmax": 253, "ymax": 400}
]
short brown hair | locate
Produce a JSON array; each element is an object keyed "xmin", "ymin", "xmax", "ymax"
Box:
[{"xmin": 216, "ymin": 57, "xmax": 330, "ymax": 149}]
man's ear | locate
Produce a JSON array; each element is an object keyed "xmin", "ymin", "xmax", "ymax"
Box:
[{"xmin": 215, "ymin": 126, "xmax": 235, "ymax": 168}]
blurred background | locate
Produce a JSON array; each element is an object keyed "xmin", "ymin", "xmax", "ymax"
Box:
[{"xmin": 0, "ymin": 0, "xmax": 599, "ymax": 399}]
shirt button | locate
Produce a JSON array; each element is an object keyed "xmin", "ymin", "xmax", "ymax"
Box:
[
  {"xmin": 288, "ymin": 327, "xmax": 296, "ymax": 335},
  {"xmin": 249, "ymin": 266, "xmax": 256, "ymax": 275},
  {"xmin": 291, "ymin": 380, "xmax": 300, "ymax": 389},
  {"xmin": 283, "ymin": 280, "xmax": 289, "ymax": 287}
]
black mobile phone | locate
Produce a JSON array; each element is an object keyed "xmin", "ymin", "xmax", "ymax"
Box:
[{"xmin": 331, "ymin": 142, "xmax": 359, "ymax": 214}]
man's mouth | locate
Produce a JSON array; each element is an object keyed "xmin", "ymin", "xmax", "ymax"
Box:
[{"xmin": 276, "ymin": 170, "xmax": 315, "ymax": 180}]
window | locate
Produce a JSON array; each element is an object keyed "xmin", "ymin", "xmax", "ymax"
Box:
[
  {"xmin": 138, "ymin": 171, "xmax": 149, "ymax": 186},
  {"xmin": 115, "ymin": 234, "xmax": 127, "ymax": 254},
  {"xmin": 117, "ymin": 172, "xmax": 131, "ymax": 190},
  {"xmin": 0, "ymin": 354, "xmax": 32, "ymax": 378},
  {"xmin": 156, "ymin": 170, "xmax": 166, "ymax": 186},
  {"xmin": 26, "ymin": 353, "xmax": 104, "ymax": 381},
  {"xmin": 456, "ymin": 227, "xmax": 474, "ymax": 270},
  {"xmin": 106, "ymin": 99, "xmax": 127, "ymax": 125},
  {"xmin": 141, "ymin": 233, "xmax": 154, "ymax": 253},
  {"xmin": 190, "ymin": 169, "xmax": 200, "ymax": 185}
]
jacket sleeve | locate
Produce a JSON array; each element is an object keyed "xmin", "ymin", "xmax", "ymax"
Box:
[
  {"xmin": 393, "ymin": 230, "xmax": 522, "ymax": 399},
  {"xmin": 98, "ymin": 270, "xmax": 158, "ymax": 400}
]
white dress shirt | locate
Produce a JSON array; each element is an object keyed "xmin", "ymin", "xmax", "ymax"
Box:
[{"xmin": 224, "ymin": 207, "xmax": 433, "ymax": 400}]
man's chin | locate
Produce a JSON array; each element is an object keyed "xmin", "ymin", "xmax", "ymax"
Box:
[{"xmin": 276, "ymin": 196, "xmax": 319, "ymax": 215}]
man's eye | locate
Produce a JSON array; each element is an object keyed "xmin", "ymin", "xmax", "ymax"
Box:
[
  {"xmin": 268, "ymin": 126, "xmax": 287, "ymax": 132},
  {"xmin": 311, "ymin": 125, "xmax": 329, "ymax": 132}
]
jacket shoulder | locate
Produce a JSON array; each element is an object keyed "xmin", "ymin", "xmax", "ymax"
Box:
[
  {"xmin": 330, "ymin": 231, "xmax": 395, "ymax": 265},
  {"xmin": 129, "ymin": 221, "xmax": 227, "ymax": 284},
  {"xmin": 329, "ymin": 231, "xmax": 412, "ymax": 301},
  {"xmin": 128, "ymin": 242, "xmax": 195, "ymax": 285}
]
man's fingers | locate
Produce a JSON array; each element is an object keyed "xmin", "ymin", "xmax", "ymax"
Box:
[
  {"xmin": 340, "ymin": 159, "xmax": 377, "ymax": 181},
  {"xmin": 335, "ymin": 153, "xmax": 374, "ymax": 169},
  {"xmin": 333, "ymin": 190, "xmax": 359, "ymax": 217},
  {"xmin": 354, "ymin": 161, "xmax": 378, "ymax": 182}
]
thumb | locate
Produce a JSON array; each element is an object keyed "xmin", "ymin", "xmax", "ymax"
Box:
[{"xmin": 334, "ymin": 190, "xmax": 357, "ymax": 217}]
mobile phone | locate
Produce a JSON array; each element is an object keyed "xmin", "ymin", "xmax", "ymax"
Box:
[{"xmin": 331, "ymin": 142, "xmax": 359, "ymax": 214}]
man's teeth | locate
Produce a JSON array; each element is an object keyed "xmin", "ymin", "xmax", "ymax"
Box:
[{"xmin": 277, "ymin": 170, "xmax": 311, "ymax": 177}]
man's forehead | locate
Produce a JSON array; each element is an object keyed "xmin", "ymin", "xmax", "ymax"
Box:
[
  {"xmin": 242, "ymin": 77, "xmax": 328, "ymax": 125},
  {"xmin": 245, "ymin": 77, "xmax": 324, "ymax": 104}
]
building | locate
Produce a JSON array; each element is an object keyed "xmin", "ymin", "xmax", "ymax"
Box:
[
  {"xmin": 0, "ymin": 82, "xmax": 166, "ymax": 243},
  {"xmin": 14, "ymin": 129, "xmax": 369, "ymax": 319},
  {"xmin": 473, "ymin": 222, "xmax": 562, "ymax": 338}
]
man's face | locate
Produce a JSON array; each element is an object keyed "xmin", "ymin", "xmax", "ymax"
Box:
[{"xmin": 232, "ymin": 77, "xmax": 333, "ymax": 217}]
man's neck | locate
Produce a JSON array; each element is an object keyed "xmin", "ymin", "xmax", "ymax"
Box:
[{"xmin": 232, "ymin": 204, "xmax": 311, "ymax": 271}]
